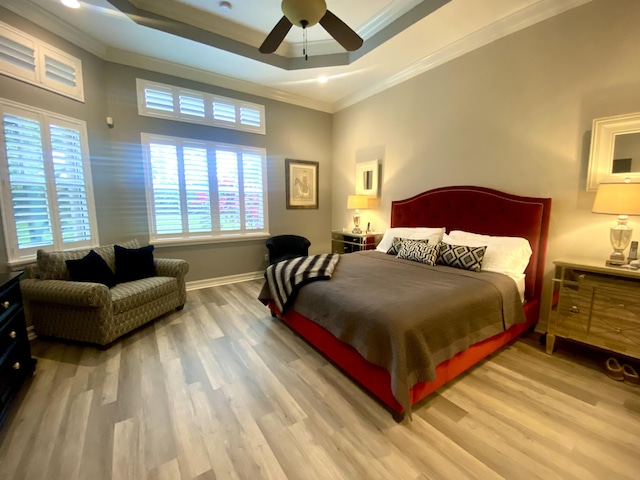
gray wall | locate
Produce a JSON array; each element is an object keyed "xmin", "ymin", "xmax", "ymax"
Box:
[
  {"xmin": 331, "ymin": 0, "xmax": 640, "ymax": 325},
  {"xmin": 0, "ymin": 7, "xmax": 332, "ymax": 280}
]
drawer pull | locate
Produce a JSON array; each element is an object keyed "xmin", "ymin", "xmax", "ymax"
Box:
[
  {"xmin": 577, "ymin": 274, "xmax": 586, "ymax": 281},
  {"xmin": 2, "ymin": 301, "xmax": 9, "ymax": 309},
  {"xmin": 9, "ymin": 330, "xmax": 17, "ymax": 339},
  {"xmin": 12, "ymin": 362, "xmax": 20, "ymax": 370},
  {"xmin": 570, "ymin": 305, "xmax": 580, "ymax": 314}
]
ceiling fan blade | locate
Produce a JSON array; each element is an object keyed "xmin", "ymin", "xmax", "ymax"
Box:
[
  {"xmin": 319, "ymin": 10, "xmax": 363, "ymax": 52},
  {"xmin": 259, "ymin": 16, "xmax": 293, "ymax": 54}
]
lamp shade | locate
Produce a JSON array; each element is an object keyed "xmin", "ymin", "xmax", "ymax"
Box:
[
  {"xmin": 592, "ymin": 182, "xmax": 640, "ymax": 215},
  {"xmin": 347, "ymin": 194, "xmax": 370, "ymax": 210}
]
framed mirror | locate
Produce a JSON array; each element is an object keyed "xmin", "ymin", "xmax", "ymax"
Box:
[
  {"xmin": 355, "ymin": 159, "xmax": 379, "ymax": 197},
  {"xmin": 587, "ymin": 112, "xmax": 640, "ymax": 191}
]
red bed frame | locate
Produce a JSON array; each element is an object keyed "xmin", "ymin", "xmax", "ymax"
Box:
[{"xmin": 268, "ymin": 186, "xmax": 551, "ymax": 420}]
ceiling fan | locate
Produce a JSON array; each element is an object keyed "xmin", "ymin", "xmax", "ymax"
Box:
[{"xmin": 259, "ymin": 0, "xmax": 364, "ymax": 55}]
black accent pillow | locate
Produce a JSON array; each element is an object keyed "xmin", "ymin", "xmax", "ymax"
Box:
[
  {"xmin": 114, "ymin": 244, "xmax": 156, "ymax": 283},
  {"xmin": 66, "ymin": 250, "xmax": 117, "ymax": 288},
  {"xmin": 437, "ymin": 243, "xmax": 487, "ymax": 272}
]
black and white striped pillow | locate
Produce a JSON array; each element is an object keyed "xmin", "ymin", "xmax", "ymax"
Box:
[{"xmin": 396, "ymin": 240, "xmax": 439, "ymax": 265}]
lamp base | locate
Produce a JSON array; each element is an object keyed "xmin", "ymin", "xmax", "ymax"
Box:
[
  {"xmin": 605, "ymin": 259, "xmax": 627, "ymax": 267},
  {"xmin": 352, "ymin": 227, "xmax": 362, "ymax": 234}
]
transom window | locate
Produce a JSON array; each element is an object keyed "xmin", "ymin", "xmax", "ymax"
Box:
[
  {"xmin": 0, "ymin": 99, "xmax": 97, "ymax": 265},
  {"xmin": 141, "ymin": 133, "xmax": 268, "ymax": 244},
  {"xmin": 136, "ymin": 79, "xmax": 265, "ymax": 135},
  {"xmin": 0, "ymin": 21, "xmax": 84, "ymax": 102}
]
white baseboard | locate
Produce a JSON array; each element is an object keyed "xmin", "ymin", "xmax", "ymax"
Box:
[{"xmin": 185, "ymin": 271, "xmax": 264, "ymax": 291}]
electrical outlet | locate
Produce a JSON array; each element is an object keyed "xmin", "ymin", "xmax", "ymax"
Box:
[{"xmin": 264, "ymin": 253, "xmax": 269, "ymax": 261}]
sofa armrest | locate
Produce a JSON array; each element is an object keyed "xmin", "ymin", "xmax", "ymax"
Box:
[
  {"xmin": 20, "ymin": 278, "xmax": 111, "ymax": 308},
  {"xmin": 155, "ymin": 258, "xmax": 189, "ymax": 278}
]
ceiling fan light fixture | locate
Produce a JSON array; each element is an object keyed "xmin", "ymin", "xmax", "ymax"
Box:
[
  {"xmin": 61, "ymin": 0, "xmax": 81, "ymax": 8},
  {"xmin": 281, "ymin": 0, "xmax": 326, "ymax": 28}
]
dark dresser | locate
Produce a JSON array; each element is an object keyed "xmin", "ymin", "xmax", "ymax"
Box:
[{"xmin": 0, "ymin": 272, "xmax": 35, "ymax": 429}]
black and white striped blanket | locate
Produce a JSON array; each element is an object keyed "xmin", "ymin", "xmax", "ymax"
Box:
[{"xmin": 265, "ymin": 254, "xmax": 340, "ymax": 314}]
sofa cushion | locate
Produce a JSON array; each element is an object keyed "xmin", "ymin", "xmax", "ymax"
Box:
[
  {"xmin": 115, "ymin": 244, "xmax": 156, "ymax": 283},
  {"xmin": 36, "ymin": 239, "xmax": 139, "ymax": 280},
  {"xmin": 66, "ymin": 250, "xmax": 117, "ymax": 287},
  {"xmin": 110, "ymin": 276, "xmax": 177, "ymax": 315}
]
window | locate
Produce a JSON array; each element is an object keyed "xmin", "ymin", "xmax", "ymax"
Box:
[
  {"xmin": 0, "ymin": 99, "xmax": 98, "ymax": 265},
  {"xmin": 136, "ymin": 79, "xmax": 265, "ymax": 135},
  {"xmin": 0, "ymin": 21, "xmax": 84, "ymax": 102},
  {"xmin": 141, "ymin": 133, "xmax": 268, "ymax": 244}
]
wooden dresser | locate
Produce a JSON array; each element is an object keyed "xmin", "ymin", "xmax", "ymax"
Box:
[
  {"xmin": 0, "ymin": 272, "xmax": 35, "ymax": 429},
  {"xmin": 546, "ymin": 257, "xmax": 640, "ymax": 359}
]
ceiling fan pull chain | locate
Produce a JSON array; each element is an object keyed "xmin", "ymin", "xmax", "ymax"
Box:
[{"xmin": 303, "ymin": 24, "xmax": 308, "ymax": 61}]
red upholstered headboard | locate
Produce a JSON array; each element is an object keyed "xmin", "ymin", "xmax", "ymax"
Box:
[{"xmin": 391, "ymin": 186, "xmax": 551, "ymax": 302}]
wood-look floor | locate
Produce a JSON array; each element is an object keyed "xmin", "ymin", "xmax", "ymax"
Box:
[{"xmin": 1, "ymin": 279, "xmax": 640, "ymax": 480}]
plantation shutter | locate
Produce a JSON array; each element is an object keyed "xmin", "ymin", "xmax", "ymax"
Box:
[
  {"xmin": 144, "ymin": 85, "xmax": 175, "ymax": 113},
  {"xmin": 49, "ymin": 123, "xmax": 92, "ymax": 243},
  {"xmin": 239, "ymin": 106, "xmax": 262, "ymax": 129},
  {"xmin": 2, "ymin": 112, "xmax": 53, "ymax": 249},
  {"xmin": 44, "ymin": 55, "xmax": 77, "ymax": 88},
  {"xmin": 179, "ymin": 92, "xmax": 205, "ymax": 118},
  {"xmin": 242, "ymin": 153, "xmax": 264, "ymax": 230},
  {"xmin": 183, "ymin": 146, "xmax": 211, "ymax": 232},
  {"xmin": 0, "ymin": 29, "xmax": 36, "ymax": 81},
  {"xmin": 216, "ymin": 150, "xmax": 241, "ymax": 231},
  {"xmin": 149, "ymin": 143, "xmax": 182, "ymax": 234},
  {"xmin": 212, "ymin": 100, "xmax": 236, "ymax": 124}
]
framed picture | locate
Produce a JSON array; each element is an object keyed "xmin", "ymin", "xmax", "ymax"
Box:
[
  {"xmin": 285, "ymin": 159, "xmax": 319, "ymax": 209},
  {"xmin": 355, "ymin": 159, "xmax": 379, "ymax": 197}
]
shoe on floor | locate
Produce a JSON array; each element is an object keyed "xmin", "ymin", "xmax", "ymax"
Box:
[
  {"xmin": 605, "ymin": 357, "xmax": 624, "ymax": 381},
  {"xmin": 622, "ymin": 364, "xmax": 640, "ymax": 386}
]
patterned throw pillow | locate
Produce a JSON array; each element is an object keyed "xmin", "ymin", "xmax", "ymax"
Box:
[
  {"xmin": 387, "ymin": 237, "xmax": 429, "ymax": 255},
  {"xmin": 396, "ymin": 240, "xmax": 439, "ymax": 265},
  {"xmin": 438, "ymin": 243, "xmax": 487, "ymax": 272}
]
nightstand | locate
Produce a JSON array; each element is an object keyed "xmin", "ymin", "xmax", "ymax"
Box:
[
  {"xmin": 0, "ymin": 272, "xmax": 36, "ymax": 429},
  {"xmin": 331, "ymin": 230, "xmax": 383, "ymax": 254},
  {"xmin": 546, "ymin": 257, "xmax": 640, "ymax": 359}
]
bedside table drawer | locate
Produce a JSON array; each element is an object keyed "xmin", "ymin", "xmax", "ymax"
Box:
[
  {"xmin": 548, "ymin": 258, "xmax": 640, "ymax": 359},
  {"xmin": 0, "ymin": 337, "xmax": 31, "ymax": 405},
  {"xmin": 0, "ymin": 308, "xmax": 28, "ymax": 362}
]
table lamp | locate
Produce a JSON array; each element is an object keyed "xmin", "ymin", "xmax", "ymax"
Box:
[
  {"xmin": 347, "ymin": 195, "xmax": 369, "ymax": 234},
  {"xmin": 592, "ymin": 180, "xmax": 640, "ymax": 266}
]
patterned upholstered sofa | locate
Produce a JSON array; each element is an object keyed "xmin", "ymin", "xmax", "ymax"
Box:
[{"xmin": 20, "ymin": 239, "xmax": 189, "ymax": 346}]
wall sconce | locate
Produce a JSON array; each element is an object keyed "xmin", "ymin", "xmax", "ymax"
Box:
[
  {"xmin": 592, "ymin": 179, "xmax": 640, "ymax": 265},
  {"xmin": 347, "ymin": 194, "xmax": 370, "ymax": 234}
]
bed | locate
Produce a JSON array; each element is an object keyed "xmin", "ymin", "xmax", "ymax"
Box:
[{"xmin": 260, "ymin": 185, "xmax": 551, "ymax": 421}]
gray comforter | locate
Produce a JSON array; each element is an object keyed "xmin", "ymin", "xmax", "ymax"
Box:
[{"xmin": 259, "ymin": 250, "xmax": 526, "ymax": 413}]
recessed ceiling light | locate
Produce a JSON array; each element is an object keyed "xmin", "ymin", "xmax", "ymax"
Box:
[
  {"xmin": 317, "ymin": 76, "xmax": 328, "ymax": 84},
  {"xmin": 219, "ymin": 1, "xmax": 232, "ymax": 11},
  {"xmin": 61, "ymin": 0, "xmax": 81, "ymax": 8}
]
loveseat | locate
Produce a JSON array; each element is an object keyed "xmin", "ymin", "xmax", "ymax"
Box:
[{"xmin": 20, "ymin": 239, "xmax": 189, "ymax": 346}]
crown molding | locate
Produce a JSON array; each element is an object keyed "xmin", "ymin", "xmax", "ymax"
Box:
[
  {"xmin": 357, "ymin": 0, "xmax": 423, "ymax": 40},
  {"xmin": 105, "ymin": 47, "xmax": 334, "ymax": 113},
  {"xmin": 332, "ymin": 0, "xmax": 593, "ymax": 112},
  {"xmin": 1, "ymin": 0, "xmax": 107, "ymax": 58}
]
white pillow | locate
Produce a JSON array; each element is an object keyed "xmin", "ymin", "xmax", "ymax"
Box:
[
  {"xmin": 444, "ymin": 231, "xmax": 532, "ymax": 275},
  {"xmin": 376, "ymin": 227, "xmax": 445, "ymax": 253}
]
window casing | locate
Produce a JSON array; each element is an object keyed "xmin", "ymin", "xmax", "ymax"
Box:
[
  {"xmin": 0, "ymin": 21, "xmax": 84, "ymax": 102},
  {"xmin": 0, "ymin": 99, "xmax": 98, "ymax": 266},
  {"xmin": 141, "ymin": 133, "xmax": 268, "ymax": 244},
  {"xmin": 136, "ymin": 79, "xmax": 265, "ymax": 135}
]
